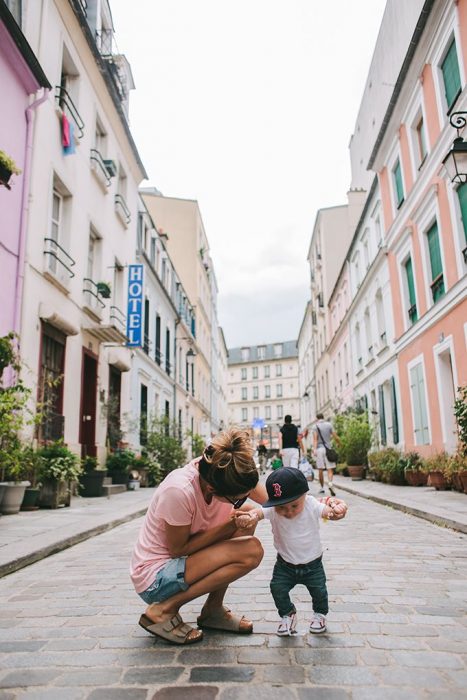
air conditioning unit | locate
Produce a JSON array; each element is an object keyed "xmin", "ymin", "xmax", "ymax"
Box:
[{"xmin": 103, "ymin": 159, "xmax": 117, "ymax": 178}]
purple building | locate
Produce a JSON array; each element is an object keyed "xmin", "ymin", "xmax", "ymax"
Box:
[{"xmin": 0, "ymin": 1, "xmax": 50, "ymax": 337}]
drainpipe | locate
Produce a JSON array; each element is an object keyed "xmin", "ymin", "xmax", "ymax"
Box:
[{"xmin": 13, "ymin": 87, "xmax": 50, "ymax": 335}]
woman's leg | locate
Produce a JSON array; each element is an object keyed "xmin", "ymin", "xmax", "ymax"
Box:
[{"xmin": 145, "ymin": 535, "xmax": 263, "ymax": 623}]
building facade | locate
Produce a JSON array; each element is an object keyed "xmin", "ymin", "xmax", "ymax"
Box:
[{"xmin": 227, "ymin": 341, "xmax": 300, "ymax": 449}]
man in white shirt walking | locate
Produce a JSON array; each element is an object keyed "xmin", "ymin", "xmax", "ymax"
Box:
[{"xmin": 313, "ymin": 413, "xmax": 340, "ymax": 497}]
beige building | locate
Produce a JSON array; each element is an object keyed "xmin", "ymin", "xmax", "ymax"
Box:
[
  {"xmin": 227, "ymin": 341, "xmax": 300, "ymax": 449},
  {"xmin": 141, "ymin": 190, "xmax": 227, "ymax": 442}
]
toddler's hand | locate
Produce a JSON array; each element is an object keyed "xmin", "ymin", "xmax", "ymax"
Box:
[{"xmin": 234, "ymin": 512, "xmax": 255, "ymax": 529}]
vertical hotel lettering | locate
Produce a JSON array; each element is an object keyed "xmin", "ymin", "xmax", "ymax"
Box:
[{"xmin": 126, "ymin": 264, "xmax": 143, "ymax": 346}]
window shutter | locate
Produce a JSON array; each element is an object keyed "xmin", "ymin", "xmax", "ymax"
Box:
[
  {"xmin": 405, "ymin": 258, "xmax": 416, "ymax": 306},
  {"xmin": 393, "ymin": 160, "xmax": 404, "ymax": 206},
  {"xmin": 457, "ymin": 183, "xmax": 467, "ymax": 244},
  {"xmin": 390, "ymin": 376, "xmax": 399, "ymax": 444},
  {"xmin": 410, "ymin": 363, "xmax": 429, "ymax": 445},
  {"xmin": 378, "ymin": 385, "xmax": 387, "ymax": 446},
  {"xmin": 441, "ymin": 40, "xmax": 461, "ymax": 109},
  {"xmin": 427, "ymin": 223, "xmax": 443, "ymax": 279}
]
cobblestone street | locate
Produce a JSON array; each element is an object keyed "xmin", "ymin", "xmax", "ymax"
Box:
[{"xmin": 0, "ymin": 487, "xmax": 466, "ymax": 699}]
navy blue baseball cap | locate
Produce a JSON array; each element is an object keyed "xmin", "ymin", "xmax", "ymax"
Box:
[{"xmin": 263, "ymin": 467, "xmax": 309, "ymax": 507}]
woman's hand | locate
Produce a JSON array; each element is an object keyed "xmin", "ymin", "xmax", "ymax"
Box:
[{"xmin": 321, "ymin": 497, "xmax": 348, "ymax": 520}]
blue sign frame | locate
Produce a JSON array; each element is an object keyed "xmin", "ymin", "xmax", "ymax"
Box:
[{"xmin": 126, "ymin": 264, "xmax": 143, "ymax": 347}]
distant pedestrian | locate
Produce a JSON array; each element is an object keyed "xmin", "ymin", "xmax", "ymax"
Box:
[
  {"xmin": 257, "ymin": 441, "xmax": 268, "ymax": 474},
  {"xmin": 234, "ymin": 467, "xmax": 348, "ymax": 636},
  {"xmin": 130, "ymin": 428, "xmax": 267, "ymax": 644},
  {"xmin": 278, "ymin": 415, "xmax": 304, "ymax": 469},
  {"xmin": 313, "ymin": 413, "xmax": 341, "ymax": 497}
]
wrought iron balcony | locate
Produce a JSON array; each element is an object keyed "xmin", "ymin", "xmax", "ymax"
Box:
[
  {"xmin": 109, "ymin": 305, "xmax": 126, "ymax": 334},
  {"xmin": 55, "ymin": 86, "xmax": 84, "ymax": 138},
  {"xmin": 408, "ymin": 304, "xmax": 418, "ymax": 325},
  {"xmin": 83, "ymin": 277, "xmax": 106, "ymax": 313},
  {"xmin": 43, "ymin": 238, "xmax": 76, "ymax": 281},
  {"xmin": 430, "ymin": 274, "xmax": 445, "ymax": 303},
  {"xmin": 115, "ymin": 194, "xmax": 131, "ymax": 226},
  {"xmin": 90, "ymin": 149, "xmax": 111, "ymax": 188},
  {"xmin": 96, "ymin": 28, "xmax": 113, "ymax": 57}
]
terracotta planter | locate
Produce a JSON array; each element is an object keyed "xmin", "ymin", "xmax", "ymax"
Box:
[
  {"xmin": 404, "ymin": 469, "xmax": 428, "ymax": 487},
  {"xmin": 38, "ymin": 479, "xmax": 71, "ymax": 508},
  {"xmin": 459, "ymin": 470, "xmax": 467, "ymax": 494},
  {"xmin": 428, "ymin": 471, "xmax": 447, "ymax": 491},
  {"xmin": 347, "ymin": 465, "xmax": 365, "ymax": 481}
]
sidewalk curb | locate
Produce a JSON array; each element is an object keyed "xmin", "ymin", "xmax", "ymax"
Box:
[
  {"xmin": 0, "ymin": 508, "xmax": 147, "ymax": 579},
  {"xmin": 335, "ymin": 482, "xmax": 467, "ymax": 535}
]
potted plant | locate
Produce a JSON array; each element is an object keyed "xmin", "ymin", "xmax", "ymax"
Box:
[
  {"xmin": 0, "ymin": 150, "xmax": 21, "ymax": 190},
  {"xmin": 401, "ymin": 451, "xmax": 427, "ymax": 486},
  {"xmin": 453, "ymin": 385, "xmax": 467, "ymax": 492},
  {"xmin": 145, "ymin": 416, "xmax": 187, "ymax": 481},
  {"xmin": 20, "ymin": 447, "xmax": 42, "ymax": 510},
  {"xmin": 37, "ymin": 441, "xmax": 82, "ymax": 508},
  {"xmin": 78, "ymin": 456, "xmax": 107, "ymax": 497},
  {"xmin": 340, "ymin": 412, "xmax": 372, "ymax": 480},
  {"xmin": 0, "ymin": 334, "xmax": 34, "ymax": 514},
  {"xmin": 368, "ymin": 448, "xmax": 405, "ymax": 484},
  {"xmin": 96, "ymin": 282, "xmax": 111, "ymax": 299},
  {"xmin": 105, "ymin": 448, "xmax": 135, "ymax": 486},
  {"xmin": 423, "ymin": 452, "xmax": 451, "ymax": 491}
]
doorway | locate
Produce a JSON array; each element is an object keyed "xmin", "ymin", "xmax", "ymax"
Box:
[
  {"xmin": 436, "ymin": 346, "xmax": 457, "ymax": 453},
  {"xmin": 79, "ymin": 349, "xmax": 98, "ymax": 457}
]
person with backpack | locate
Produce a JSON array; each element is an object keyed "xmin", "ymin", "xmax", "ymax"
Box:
[{"xmin": 313, "ymin": 413, "xmax": 341, "ymax": 496}]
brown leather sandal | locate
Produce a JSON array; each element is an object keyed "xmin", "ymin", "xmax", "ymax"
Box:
[
  {"xmin": 197, "ymin": 607, "xmax": 253, "ymax": 634},
  {"xmin": 139, "ymin": 613, "xmax": 203, "ymax": 644}
]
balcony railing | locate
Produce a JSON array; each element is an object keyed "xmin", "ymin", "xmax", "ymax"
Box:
[
  {"xmin": 83, "ymin": 277, "xmax": 106, "ymax": 312},
  {"xmin": 96, "ymin": 28, "xmax": 113, "ymax": 57},
  {"xmin": 155, "ymin": 347, "xmax": 162, "ymax": 365},
  {"xmin": 430, "ymin": 274, "xmax": 445, "ymax": 303},
  {"xmin": 408, "ymin": 304, "xmax": 418, "ymax": 325},
  {"xmin": 90, "ymin": 149, "xmax": 111, "ymax": 188},
  {"xmin": 43, "ymin": 238, "xmax": 75, "ymax": 279},
  {"xmin": 110, "ymin": 305, "xmax": 126, "ymax": 334},
  {"xmin": 77, "ymin": 0, "xmax": 87, "ymax": 14},
  {"xmin": 55, "ymin": 86, "xmax": 84, "ymax": 138},
  {"xmin": 115, "ymin": 194, "xmax": 131, "ymax": 226}
]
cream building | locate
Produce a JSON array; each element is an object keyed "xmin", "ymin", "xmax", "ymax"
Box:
[
  {"xmin": 141, "ymin": 190, "xmax": 223, "ymax": 442},
  {"xmin": 18, "ymin": 0, "xmax": 146, "ymax": 461},
  {"xmin": 227, "ymin": 341, "xmax": 300, "ymax": 449}
]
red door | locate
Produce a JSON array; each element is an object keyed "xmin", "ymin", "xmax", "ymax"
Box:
[{"xmin": 79, "ymin": 350, "xmax": 98, "ymax": 457}]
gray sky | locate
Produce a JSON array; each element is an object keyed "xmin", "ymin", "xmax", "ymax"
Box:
[{"xmin": 110, "ymin": 0, "xmax": 387, "ymax": 348}]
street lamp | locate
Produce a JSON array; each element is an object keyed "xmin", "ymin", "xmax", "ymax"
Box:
[{"xmin": 443, "ymin": 111, "xmax": 467, "ymax": 184}]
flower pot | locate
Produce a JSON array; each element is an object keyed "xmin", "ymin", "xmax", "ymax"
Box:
[
  {"xmin": 20, "ymin": 487, "xmax": 40, "ymax": 511},
  {"xmin": 428, "ymin": 471, "xmax": 447, "ymax": 491},
  {"xmin": 109, "ymin": 472, "xmax": 129, "ymax": 486},
  {"xmin": 347, "ymin": 465, "xmax": 365, "ymax": 481},
  {"xmin": 79, "ymin": 470, "xmax": 107, "ymax": 497},
  {"xmin": 38, "ymin": 479, "xmax": 71, "ymax": 508},
  {"xmin": 404, "ymin": 469, "xmax": 427, "ymax": 487},
  {"xmin": 128, "ymin": 480, "xmax": 140, "ymax": 490},
  {"xmin": 459, "ymin": 470, "xmax": 467, "ymax": 494},
  {"xmin": 0, "ymin": 481, "xmax": 30, "ymax": 515}
]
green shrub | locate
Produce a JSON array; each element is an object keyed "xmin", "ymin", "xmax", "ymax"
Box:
[
  {"xmin": 146, "ymin": 416, "xmax": 187, "ymax": 480},
  {"xmin": 368, "ymin": 448, "xmax": 401, "ymax": 483},
  {"xmin": 37, "ymin": 441, "xmax": 82, "ymax": 483},
  {"xmin": 106, "ymin": 449, "xmax": 135, "ymax": 474},
  {"xmin": 133, "ymin": 452, "xmax": 162, "ymax": 486},
  {"xmin": 340, "ymin": 412, "xmax": 372, "ymax": 466}
]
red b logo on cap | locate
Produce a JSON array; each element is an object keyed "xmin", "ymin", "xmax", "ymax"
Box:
[{"xmin": 273, "ymin": 483, "xmax": 282, "ymax": 497}]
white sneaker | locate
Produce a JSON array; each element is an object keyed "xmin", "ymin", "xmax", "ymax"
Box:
[
  {"xmin": 277, "ymin": 612, "xmax": 297, "ymax": 636},
  {"xmin": 309, "ymin": 613, "xmax": 326, "ymax": 634},
  {"xmin": 328, "ymin": 483, "xmax": 336, "ymax": 497},
  {"xmin": 318, "ymin": 488, "xmax": 325, "ymax": 494}
]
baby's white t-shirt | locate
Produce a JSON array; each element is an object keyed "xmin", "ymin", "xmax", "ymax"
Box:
[{"xmin": 262, "ymin": 496, "xmax": 326, "ymax": 565}]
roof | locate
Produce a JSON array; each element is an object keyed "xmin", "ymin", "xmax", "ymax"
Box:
[
  {"xmin": 227, "ymin": 340, "xmax": 298, "ymax": 365},
  {"xmin": 0, "ymin": 1, "xmax": 51, "ymax": 89}
]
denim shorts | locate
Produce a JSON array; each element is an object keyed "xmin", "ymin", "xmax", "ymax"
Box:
[{"xmin": 138, "ymin": 556, "xmax": 189, "ymax": 604}]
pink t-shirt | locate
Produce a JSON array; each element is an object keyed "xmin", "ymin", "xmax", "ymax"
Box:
[{"xmin": 130, "ymin": 460, "xmax": 233, "ymax": 593}]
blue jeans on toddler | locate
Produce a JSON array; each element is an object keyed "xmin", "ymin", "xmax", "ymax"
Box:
[{"xmin": 270, "ymin": 553, "xmax": 329, "ymax": 618}]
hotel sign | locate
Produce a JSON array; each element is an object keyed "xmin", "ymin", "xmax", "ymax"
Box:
[{"xmin": 126, "ymin": 264, "xmax": 143, "ymax": 346}]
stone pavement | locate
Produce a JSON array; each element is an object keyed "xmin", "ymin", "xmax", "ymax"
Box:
[
  {"xmin": 0, "ymin": 481, "xmax": 466, "ymax": 699},
  {"xmin": 0, "ymin": 488, "xmax": 155, "ymax": 578}
]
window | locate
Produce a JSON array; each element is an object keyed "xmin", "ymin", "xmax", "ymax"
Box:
[
  {"xmin": 241, "ymin": 347, "xmax": 250, "ymax": 362},
  {"xmin": 264, "ymin": 365, "xmax": 270, "ymax": 378},
  {"xmin": 274, "ymin": 344, "xmax": 283, "ymax": 357},
  {"xmin": 241, "ymin": 367, "xmax": 247, "ymax": 381},
  {"xmin": 409, "ymin": 362, "xmax": 430, "ymax": 444},
  {"xmin": 364, "ymin": 308, "xmax": 372, "ymax": 358},
  {"xmin": 257, "ymin": 346, "xmax": 266, "ymax": 359},
  {"xmin": 48, "ymin": 190, "xmax": 63, "ymax": 276},
  {"xmin": 355, "ymin": 324, "xmax": 362, "ymax": 370},
  {"xmin": 143, "ymin": 299, "xmax": 150, "ymax": 354},
  {"xmin": 38, "ymin": 323, "xmax": 65, "ymax": 442},
  {"xmin": 155, "ymin": 314, "xmax": 161, "ymax": 364},
  {"xmin": 378, "ymin": 384, "xmax": 387, "ymax": 446},
  {"xmin": 253, "ymin": 407, "xmax": 259, "ymax": 419},
  {"xmin": 265, "ymin": 406, "xmax": 271, "ymax": 420},
  {"xmin": 253, "ymin": 386, "xmax": 259, "ymax": 400},
  {"xmin": 265, "ymin": 385, "xmax": 271, "ymax": 399},
  {"xmin": 362, "ymin": 233, "xmax": 370, "ymax": 270},
  {"xmin": 393, "ymin": 159, "xmax": 404, "ymax": 208},
  {"xmin": 404, "ymin": 257, "xmax": 418, "ymax": 324},
  {"xmin": 276, "ymin": 364, "xmax": 282, "ymax": 377},
  {"xmin": 252, "ymin": 366, "xmax": 258, "ymax": 379},
  {"xmin": 241, "ymin": 387, "xmax": 247, "ymax": 401},
  {"xmin": 426, "ymin": 222, "xmax": 445, "ymax": 302},
  {"xmin": 376, "ymin": 289, "xmax": 386, "ymax": 343},
  {"xmin": 276, "ymin": 405, "xmax": 283, "ymax": 420},
  {"xmin": 140, "ymin": 384, "xmax": 148, "ymax": 445},
  {"xmin": 241, "ymin": 408, "xmax": 248, "ymax": 422},
  {"xmin": 276, "ymin": 384, "xmax": 283, "ymax": 398},
  {"xmin": 416, "ymin": 117, "xmax": 427, "ymax": 165},
  {"xmin": 165, "ymin": 328, "xmax": 171, "ymax": 375},
  {"xmin": 441, "ymin": 39, "xmax": 461, "ymax": 111}
]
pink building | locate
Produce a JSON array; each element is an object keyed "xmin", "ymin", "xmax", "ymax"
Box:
[
  {"xmin": 0, "ymin": 2, "xmax": 50, "ymax": 337},
  {"xmin": 371, "ymin": 0, "xmax": 467, "ymax": 455}
]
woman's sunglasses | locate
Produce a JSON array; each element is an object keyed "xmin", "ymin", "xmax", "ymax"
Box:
[{"xmin": 223, "ymin": 494, "xmax": 250, "ymax": 509}]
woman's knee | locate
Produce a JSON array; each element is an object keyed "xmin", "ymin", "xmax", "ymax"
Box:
[{"xmin": 243, "ymin": 536, "xmax": 264, "ymax": 568}]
